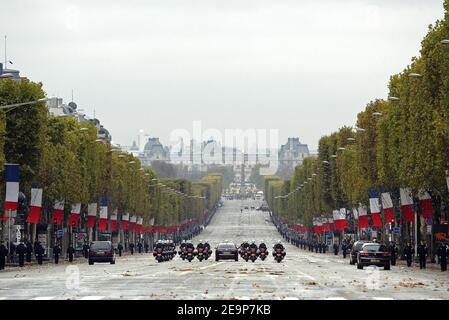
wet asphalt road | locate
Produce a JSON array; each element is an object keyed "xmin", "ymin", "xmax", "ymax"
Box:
[{"xmin": 0, "ymin": 199, "xmax": 448, "ymax": 300}]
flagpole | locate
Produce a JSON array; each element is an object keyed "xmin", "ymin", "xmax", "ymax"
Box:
[
  {"xmin": 4, "ymin": 36, "xmax": 6, "ymax": 69},
  {"xmin": 8, "ymin": 209, "xmax": 11, "ymax": 263}
]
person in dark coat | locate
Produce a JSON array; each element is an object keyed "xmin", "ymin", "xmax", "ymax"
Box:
[
  {"xmin": 129, "ymin": 243, "xmax": 135, "ymax": 255},
  {"xmin": 67, "ymin": 245, "xmax": 75, "ymax": 263},
  {"xmin": 342, "ymin": 242, "xmax": 348, "ymax": 259},
  {"xmin": 437, "ymin": 242, "xmax": 448, "ymax": 272},
  {"xmin": 33, "ymin": 241, "xmax": 39, "ymax": 258},
  {"xmin": 117, "ymin": 243, "xmax": 123, "ymax": 257},
  {"xmin": 388, "ymin": 242, "xmax": 398, "ymax": 266},
  {"xmin": 333, "ymin": 243, "xmax": 339, "ymax": 255},
  {"xmin": 404, "ymin": 242, "xmax": 414, "ymax": 267},
  {"xmin": 16, "ymin": 242, "xmax": 26, "ymax": 267},
  {"xmin": 82, "ymin": 242, "xmax": 89, "ymax": 259},
  {"xmin": 36, "ymin": 243, "xmax": 44, "ymax": 265},
  {"xmin": 9, "ymin": 242, "xmax": 16, "ymax": 263},
  {"xmin": 53, "ymin": 244, "xmax": 61, "ymax": 264},
  {"xmin": 322, "ymin": 242, "xmax": 327, "ymax": 254},
  {"xmin": 25, "ymin": 241, "xmax": 33, "ymax": 263},
  {"xmin": 0, "ymin": 242, "xmax": 8, "ymax": 270},
  {"xmin": 144, "ymin": 242, "xmax": 149, "ymax": 253},
  {"xmin": 137, "ymin": 242, "xmax": 143, "ymax": 254},
  {"xmin": 417, "ymin": 241, "xmax": 427, "ymax": 269}
]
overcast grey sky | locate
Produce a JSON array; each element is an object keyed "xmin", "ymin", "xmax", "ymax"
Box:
[{"xmin": 0, "ymin": 0, "xmax": 445, "ymax": 150}]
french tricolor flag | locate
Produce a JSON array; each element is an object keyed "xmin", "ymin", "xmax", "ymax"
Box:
[
  {"xmin": 418, "ymin": 190, "xmax": 433, "ymax": 220},
  {"xmin": 26, "ymin": 186, "xmax": 43, "ymax": 224},
  {"xmin": 86, "ymin": 203, "xmax": 97, "ymax": 228},
  {"xmin": 68, "ymin": 203, "xmax": 81, "ymax": 227},
  {"xmin": 333, "ymin": 209, "xmax": 347, "ymax": 231},
  {"xmin": 369, "ymin": 191, "xmax": 383, "ymax": 228},
  {"xmin": 137, "ymin": 217, "xmax": 143, "ymax": 234},
  {"xmin": 129, "ymin": 215, "xmax": 137, "ymax": 232},
  {"xmin": 381, "ymin": 192, "xmax": 395, "ymax": 223},
  {"xmin": 3, "ymin": 164, "xmax": 19, "ymax": 221},
  {"xmin": 51, "ymin": 201, "xmax": 65, "ymax": 225},
  {"xmin": 121, "ymin": 212, "xmax": 130, "ymax": 230},
  {"xmin": 98, "ymin": 197, "xmax": 108, "ymax": 231},
  {"xmin": 358, "ymin": 204, "xmax": 369, "ymax": 228},
  {"xmin": 400, "ymin": 188, "xmax": 415, "ymax": 223},
  {"xmin": 110, "ymin": 209, "xmax": 118, "ymax": 232}
]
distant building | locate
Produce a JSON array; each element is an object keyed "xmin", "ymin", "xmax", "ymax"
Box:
[
  {"xmin": 0, "ymin": 62, "xmax": 28, "ymax": 82},
  {"xmin": 47, "ymin": 97, "xmax": 112, "ymax": 143},
  {"xmin": 277, "ymin": 138, "xmax": 310, "ymax": 178},
  {"xmin": 139, "ymin": 137, "xmax": 170, "ymax": 166}
]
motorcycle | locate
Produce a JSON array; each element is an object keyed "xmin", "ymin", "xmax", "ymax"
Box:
[
  {"xmin": 179, "ymin": 247, "xmax": 187, "ymax": 260},
  {"xmin": 186, "ymin": 247, "xmax": 194, "ymax": 262},
  {"xmin": 274, "ymin": 248, "xmax": 284, "ymax": 263},
  {"xmin": 197, "ymin": 247, "xmax": 204, "ymax": 262},
  {"xmin": 243, "ymin": 248, "xmax": 250, "ymax": 262},
  {"xmin": 259, "ymin": 247, "xmax": 267, "ymax": 261},
  {"xmin": 155, "ymin": 247, "xmax": 164, "ymax": 263},
  {"xmin": 249, "ymin": 247, "xmax": 258, "ymax": 263},
  {"xmin": 204, "ymin": 246, "xmax": 212, "ymax": 260}
]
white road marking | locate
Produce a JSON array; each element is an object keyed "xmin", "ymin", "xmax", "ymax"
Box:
[
  {"xmin": 0, "ymin": 297, "xmax": 7, "ymax": 300},
  {"xmin": 78, "ymin": 296, "xmax": 105, "ymax": 300},
  {"xmin": 297, "ymin": 270, "xmax": 316, "ymax": 281},
  {"xmin": 372, "ymin": 297, "xmax": 394, "ymax": 300},
  {"xmin": 324, "ymin": 297, "xmax": 347, "ymax": 300},
  {"xmin": 198, "ymin": 262, "xmax": 224, "ymax": 270},
  {"xmin": 32, "ymin": 296, "xmax": 55, "ymax": 300}
]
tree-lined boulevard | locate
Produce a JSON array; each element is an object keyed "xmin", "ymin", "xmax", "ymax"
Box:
[
  {"xmin": 1, "ymin": 0, "xmax": 449, "ymax": 307},
  {"xmin": 0, "ymin": 199, "xmax": 448, "ymax": 300}
]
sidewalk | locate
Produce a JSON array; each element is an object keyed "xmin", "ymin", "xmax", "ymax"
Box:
[
  {"xmin": 303, "ymin": 247, "xmax": 446, "ymax": 273},
  {"xmin": 1, "ymin": 251, "xmax": 152, "ymax": 271}
]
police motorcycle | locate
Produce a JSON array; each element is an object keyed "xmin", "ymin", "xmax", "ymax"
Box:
[
  {"xmin": 178, "ymin": 240, "xmax": 187, "ymax": 260},
  {"xmin": 203, "ymin": 241, "xmax": 212, "ymax": 260},
  {"xmin": 258, "ymin": 241, "xmax": 268, "ymax": 261},
  {"xmin": 153, "ymin": 240, "xmax": 164, "ymax": 263},
  {"xmin": 273, "ymin": 241, "xmax": 286, "ymax": 263},
  {"xmin": 248, "ymin": 241, "xmax": 258, "ymax": 263},
  {"xmin": 196, "ymin": 241, "xmax": 206, "ymax": 262},
  {"xmin": 185, "ymin": 242, "xmax": 195, "ymax": 262}
]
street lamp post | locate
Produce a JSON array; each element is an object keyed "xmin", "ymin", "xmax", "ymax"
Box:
[{"xmin": 0, "ymin": 98, "xmax": 49, "ymax": 111}]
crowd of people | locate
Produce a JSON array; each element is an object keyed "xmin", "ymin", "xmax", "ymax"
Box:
[
  {"xmin": 272, "ymin": 213, "xmax": 449, "ymax": 272},
  {"xmin": 0, "ymin": 240, "xmax": 48, "ymax": 269}
]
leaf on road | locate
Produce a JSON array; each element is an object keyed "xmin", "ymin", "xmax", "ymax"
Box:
[{"xmin": 398, "ymin": 281, "xmax": 427, "ymax": 288}]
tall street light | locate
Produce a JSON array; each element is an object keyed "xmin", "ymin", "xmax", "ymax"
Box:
[{"xmin": 0, "ymin": 97, "xmax": 49, "ymax": 111}]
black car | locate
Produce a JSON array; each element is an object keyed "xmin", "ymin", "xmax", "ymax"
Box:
[
  {"xmin": 350, "ymin": 241, "xmax": 369, "ymax": 265},
  {"xmin": 215, "ymin": 243, "xmax": 239, "ymax": 261},
  {"xmin": 357, "ymin": 243, "xmax": 390, "ymax": 270},
  {"xmin": 88, "ymin": 241, "xmax": 115, "ymax": 265}
]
